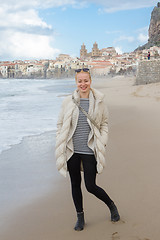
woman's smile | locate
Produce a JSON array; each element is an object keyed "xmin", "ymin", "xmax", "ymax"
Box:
[{"xmin": 81, "ymin": 86, "xmax": 87, "ymax": 90}]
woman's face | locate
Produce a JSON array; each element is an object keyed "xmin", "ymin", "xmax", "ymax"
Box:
[{"xmin": 76, "ymin": 72, "xmax": 91, "ymax": 96}]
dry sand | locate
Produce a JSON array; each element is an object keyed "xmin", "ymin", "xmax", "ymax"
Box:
[{"xmin": 1, "ymin": 76, "xmax": 160, "ymax": 240}]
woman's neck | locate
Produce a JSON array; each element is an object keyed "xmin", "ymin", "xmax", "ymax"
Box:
[{"xmin": 80, "ymin": 90, "xmax": 90, "ymax": 98}]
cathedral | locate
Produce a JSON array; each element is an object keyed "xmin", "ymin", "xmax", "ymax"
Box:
[{"xmin": 80, "ymin": 42, "xmax": 102, "ymax": 59}]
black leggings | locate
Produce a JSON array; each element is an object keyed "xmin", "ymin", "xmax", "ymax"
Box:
[{"xmin": 67, "ymin": 153, "xmax": 113, "ymax": 213}]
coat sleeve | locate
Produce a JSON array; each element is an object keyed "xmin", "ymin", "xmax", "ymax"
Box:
[
  {"xmin": 56, "ymin": 99, "xmax": 66, "ymax": 138},
  {"xmin": 99, "ymin": 100, "xmax": 109, "ymax": 145}
]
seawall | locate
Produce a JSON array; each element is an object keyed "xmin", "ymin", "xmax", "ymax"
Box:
[{"xmin": 136, "ymin": 59, "xmax": 160, "ymax": 85}]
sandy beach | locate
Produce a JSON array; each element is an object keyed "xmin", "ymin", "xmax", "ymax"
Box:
[{"xmin": 0, "ymin": 76, "xmax": 160, "ymax": 240}]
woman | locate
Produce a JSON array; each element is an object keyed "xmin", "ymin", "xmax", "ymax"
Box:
[{"xmin": 55, "ymin": 68, "xmax": 120, "ymax": 231}]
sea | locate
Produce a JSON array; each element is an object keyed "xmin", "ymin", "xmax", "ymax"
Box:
[
  {"xmin": 0, "ymin": 78, "xmax": 76, "ymax": 226},
  {"xmin": 0, "ymin": 78, "xmax": 75, "ymax": 154}
]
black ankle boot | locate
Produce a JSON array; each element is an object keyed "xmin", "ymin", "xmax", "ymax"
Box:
[
  {"xmin": 109, "ymin": 202, "xmax": 120, "ymax": 222},
  {"xmin": 74, "ymin": 212, "xmax": 85, "ymax": 231}
]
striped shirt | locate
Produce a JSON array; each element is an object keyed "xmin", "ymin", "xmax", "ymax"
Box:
[{"xmin": 72, "ymin": 98, "xmax": 94, "ymax": 155}]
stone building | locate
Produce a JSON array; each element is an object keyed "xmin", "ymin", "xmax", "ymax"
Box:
[
  {"xmin": 0, "ymin": 63, "xmax": 16, "ymax": 78},
  {"xmin": 0, "ymin": 65, "xmax": 8, "ymax": 78},
  {"xmin": 80, "ymin": 43, "xmax": 87, "ymax": 59},
  {"xmin": 92, "ymin": 42, "xmax": 101, "ymax": 57},
  {"xmin": 80, "ymin": 42, "xmax": 114, "ymax": 59},
  {"xmin": 56, "ymin": 54, "xmax": 71, "ymax": 62},
  {"xmin": 101, "ymin": 47, "xmax": 117, "ymax": 58}
]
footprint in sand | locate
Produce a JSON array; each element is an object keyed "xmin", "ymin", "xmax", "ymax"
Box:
[{"xmin": 112, "ymin": 232, "xmax": 120, "ymax": 240}]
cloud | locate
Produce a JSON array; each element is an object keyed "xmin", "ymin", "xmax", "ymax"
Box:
[
  {"xmin": 87, "ymin": 0, "xmax": 157, "ymax": 12},
  {"xmin": 0, "ymin": 5, "xmax": 60, "ymax": 60},
  {"xmin": 112, "ymin": 26, "xmax": 149, "ymax": 52},
  {"xmin": 0, "ymin": 31, "xmax": 60, "ymax": 60},
  {"xmin": 114, "ymin": 35, "xmax": 135, "ymax": 43},
  {"xmin": 105, "ymin": 30, "xmax": 122, "ymax": 35},
  {"xmin": 0, "ymin": 0, "xmax": 86, "ymax": 11},
  {"xmin": 137, "ymin": 33, "xmax": 148, "ymax": 43},
  {"xmin": 136, "ymin": 26, "xmax": 148, "ymax": 33},
  {"xmin": 113, "ymin": 32, "xmax": 148, "ymax": 48},
  {"xmin": 0, "ymin": 0, "xmax": 157, "ymax": 12},
  {"xmin": 0, "ymin": 8, "xmax": 53, "ymax": 34},
  {"xmin": 135, "ymin": 26, "xmax": 149, "ymax": 43},
  {"xmin": 115, "ymin": 46, "xmax": 123, "ymax": 54}
]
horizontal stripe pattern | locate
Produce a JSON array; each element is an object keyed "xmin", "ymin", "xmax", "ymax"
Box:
[{"xmin": 73, "ymin": 98, "xmax": 94, "ymax": 155}]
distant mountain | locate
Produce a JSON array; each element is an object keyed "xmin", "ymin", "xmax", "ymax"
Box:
[{"xmin": 135, "ymin": 2, "xmax": 160, "ymax": 51}]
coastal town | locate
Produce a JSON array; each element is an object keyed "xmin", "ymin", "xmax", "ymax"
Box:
[
  {"xmin": 0, "ymin": 42, "xmax": 160, "ymax": 79},
  {"xmin": 0, "ymin": 2, "xmax": 160, "ymax": 79}
]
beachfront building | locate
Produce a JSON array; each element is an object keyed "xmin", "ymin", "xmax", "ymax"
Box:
[
  {"xmin": 46, "ymin": 60, "xmax": 56, "ymax": 78},
  {"xmin": 0, "ymin": 64, "xmax": 8, "ymax": 78},
  {"xmin": 26, "ymin": 63, "xmax": 44, "ymax": 78},
  {"xmin": 47, "ymin": 60, "xmax": 56, "ymax": 69},
  {"xmin": 14, "ymin": 63, "xmax": 28, "ymax": 78},
  {"xmin": 0, "ymin": 63, "xmax": 16, "ymax": 78}
]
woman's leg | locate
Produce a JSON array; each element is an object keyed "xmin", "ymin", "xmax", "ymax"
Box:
[
  {"xmin": 81, "ymin": 154, "xmax": 113, "ymax": 207},
  {"xmin": 67, "ymin": 153, "xmax": 83, "ymax": 213},
  {"xmin": 81, "ymin": 154, "xmax": 120, "ymax": 221}
]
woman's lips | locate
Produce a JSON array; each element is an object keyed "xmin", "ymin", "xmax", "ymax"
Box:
[{"xmin": 81, "ymin": 87, "xmax": 87, "ymax": 90}]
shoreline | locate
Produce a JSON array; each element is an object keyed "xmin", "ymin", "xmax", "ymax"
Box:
[
  {"xmin": 1, "ymin": 76, "xmax": 160, "ymax": 239},
  {"xmin": 0, "ymin": 129, "xmax": 60, "ymax": 228},
  {"xmin": 0, "ymin": 129, "xmax": 57, "ymax": 156}
]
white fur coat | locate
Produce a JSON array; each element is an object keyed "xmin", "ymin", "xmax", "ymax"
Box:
[{"xmin": 55, "ymin": 87, "xmax": 109, "ymax": 177}]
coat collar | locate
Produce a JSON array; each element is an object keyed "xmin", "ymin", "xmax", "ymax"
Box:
[{"xmin": 73, "ymin": 87, "xmax": 104, "ymax": 103}]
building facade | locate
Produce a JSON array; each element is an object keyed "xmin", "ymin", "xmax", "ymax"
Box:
[
  {"xmin": 80, "ymin": 43, "xmax": 87, "ymax": 59},
  {"xmin": 92, "ymin": 42, "xmax": 101, "ymax": 57}
]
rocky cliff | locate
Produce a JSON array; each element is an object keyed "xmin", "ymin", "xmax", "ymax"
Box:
[
  {"xmin": 148, "ymin": 3, "xmax": 160, "ymax": 46},
  {"xmin": 135, "ymin": 2, "xmax": 160, "ymax": 50}
]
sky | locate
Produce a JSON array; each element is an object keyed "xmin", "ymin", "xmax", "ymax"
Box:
[{"xmin": 0, "ymin": 0, "xmax": 158, "ymax": 61}]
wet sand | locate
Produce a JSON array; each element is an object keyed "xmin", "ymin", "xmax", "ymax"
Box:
[{"xmin": 0, "ymin": 76, "xmax": 160, "ymax": 240}]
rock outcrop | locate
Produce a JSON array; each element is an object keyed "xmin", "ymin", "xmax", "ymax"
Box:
[
  {"xmin": 148, "ymin": 3, "xmax": 160, "ymax": 46},
  {"xmin": 135, "ymin": 2, "xmax": 160, "ymax": 50}
]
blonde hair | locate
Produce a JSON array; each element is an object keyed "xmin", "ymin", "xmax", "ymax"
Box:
[{"xmin": 75, "ymin": 70, "xmax": 92, "ymax": 81}]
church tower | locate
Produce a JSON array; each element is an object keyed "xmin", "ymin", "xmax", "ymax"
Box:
[
  {"xmin": 92, "ymin": 42, "xmax": 101, "ymax": 57},
  {"xmin": 80, "ymin": 43, "xmax": 87, "ymax": 59}
]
